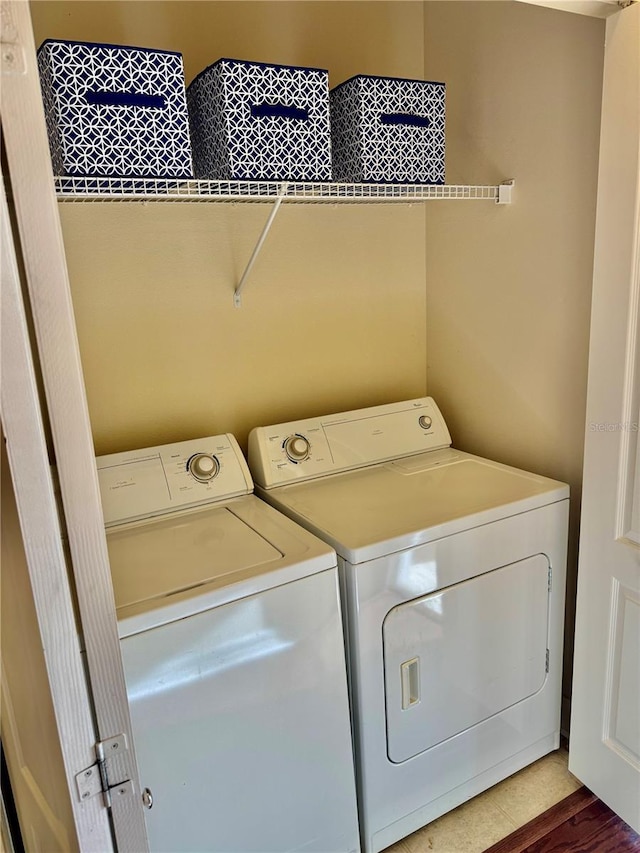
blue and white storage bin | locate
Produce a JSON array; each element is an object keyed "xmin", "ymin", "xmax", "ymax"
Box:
[
  {"xmin": 187, "ymin": 58, "xmax": 332, "ymax": 182},
  {"xmin": 37, "ymin": 39, "xmax": 193, "ymax": 179},
  {"xmin": 330, "ymin": 75, "xmax": 445, "ymax": 184}
]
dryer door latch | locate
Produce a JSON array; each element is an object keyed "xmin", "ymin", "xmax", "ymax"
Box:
[
  {"xmin": 75, "ymin": 733, "xmax": 134, "ymax": 807},
  {"xmin": 401, "ymin": 657, "xmax": 421, "ymax": 709}
]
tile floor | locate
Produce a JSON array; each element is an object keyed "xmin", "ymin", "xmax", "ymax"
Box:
[{"xmin": 384, "ymin": 749, "xmax": 582, "ymax": 853}]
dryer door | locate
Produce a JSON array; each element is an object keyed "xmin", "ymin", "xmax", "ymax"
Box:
[{"xmin": 383, "ymin": 555, "xmax": 550, "ymax": 763}]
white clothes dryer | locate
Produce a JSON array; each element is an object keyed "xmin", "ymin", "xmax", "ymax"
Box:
[
  {"xmin": 248, "ymin": 399, "xmax": 569, "ymax": 853},
  {"xmin": 97, "ymin": 434, "xmax": 360, "ymax": 853}
]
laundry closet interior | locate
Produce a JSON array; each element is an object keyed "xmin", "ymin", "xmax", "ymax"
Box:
[{"xmin": 2, "ymin": 1, "xmax": 608, "ymax": 851}]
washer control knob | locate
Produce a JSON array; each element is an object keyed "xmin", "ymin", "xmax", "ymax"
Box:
[
  {"xmin": 187, "ymin": 453, "xmax": 220, "ymax": 482},
  {"xmin": 419, "ymin": 415, "xmax": 433, "ymax": 430},
  {"xmin": 284, "ymin": 435, "xmax": 310, "ymax": 463}
]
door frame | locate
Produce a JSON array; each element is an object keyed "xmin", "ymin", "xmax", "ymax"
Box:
[{"xmin": 1, "ymin": 2, "xmax": 148, "ymax": 849}]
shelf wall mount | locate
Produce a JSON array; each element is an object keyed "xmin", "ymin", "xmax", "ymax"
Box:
[{"xmin": 497, "ymin": 179, "xmax": 515, "ymax": 205}]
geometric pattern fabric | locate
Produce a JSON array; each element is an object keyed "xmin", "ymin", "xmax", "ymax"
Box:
[
  {"xmin": 187, "ymin": 58, "xmax": 332, "ymax": 182},
  {"xmin": 330, "ymin": 75, "xmax": 445, "ymax": 184},
  {"xmin": 37, "ymin": 39, "xmax": 194, "ymax": 179}
]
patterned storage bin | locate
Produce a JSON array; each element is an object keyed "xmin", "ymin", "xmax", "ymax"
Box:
[
  {"xmin": 330, "ymin": 75, "xmax": 445, "ymax": 184},
  {"xmin": 187, "ymin": 58, "xmax": 332, "ymax": 182},
  {"xmin": 37, "ymin": 39, "xmax": 193, "ymax": 179}
]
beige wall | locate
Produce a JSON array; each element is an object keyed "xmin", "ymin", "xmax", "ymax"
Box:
[
  {"xmin": 29, "ymin": 1, "xmax": 428, "ymax": 456},
  {"xmin": 422, "ymin": 2, "xmax": 604, "ymax": 727}
]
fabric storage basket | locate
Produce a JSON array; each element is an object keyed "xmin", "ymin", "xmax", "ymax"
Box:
[
  {"xmin": 187, "ymin": 58, "xmax": 332, "ymax": 182},
  {"xmin": 330, "ymin": 75, "xmax": 445, "ymax": 184},
  {"xmin": 37, "ymin": 39, "xmax": 194, "ymax": 180}
]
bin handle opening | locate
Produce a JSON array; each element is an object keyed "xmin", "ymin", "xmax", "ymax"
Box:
[
  {"xmin": 85, "ymin": 90, "xmax": 166, "ymax": 109},
  {"xmin": 380, "ymin": 112, "xmax": 430, "ymax": 128},
  {"xmin": 250, "ymin": 102, "xmax": 309, "ymax": 121}
]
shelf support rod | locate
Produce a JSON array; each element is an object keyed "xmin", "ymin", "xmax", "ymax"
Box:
[{"xmin": 234, "ymin": 182, "xmax": 289, "ymax": 307}]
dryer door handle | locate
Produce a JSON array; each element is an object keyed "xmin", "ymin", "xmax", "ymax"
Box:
[{"xmin": 401, "ymin": 657, "xmax": 420, "ymax": 710}]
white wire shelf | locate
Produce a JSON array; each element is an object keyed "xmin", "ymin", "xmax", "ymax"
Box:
[
  {"xmin": 54, "ymin": 176, "xmax": 514, "ymax": 307},
  {"xmin": 54, "ymin": 176, "xmax": 514, "ymax": 204}
]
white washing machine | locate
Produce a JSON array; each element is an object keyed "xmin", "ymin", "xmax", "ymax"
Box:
[
  {"xmin": 248, "ymin": 398, "xmax": 569, "ymax": 853},
  {"xmin": 97, "ymin": 434, "xmax": 360, "ymax": 853}
]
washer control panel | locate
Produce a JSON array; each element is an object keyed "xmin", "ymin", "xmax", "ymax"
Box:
[
  {"xmin": 97, "ymin": 434, "xmax": 253, "ymax": 526},
  {"xmin": 248, "ymin": 398, "xmax": 452, "ymax": 489}
]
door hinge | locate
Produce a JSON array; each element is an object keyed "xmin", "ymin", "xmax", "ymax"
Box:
[
  {"xmin": 545, "ymin": 649, "xmax": 550, "ymax": 673},
  {"xmin": 75, "ymin": 734, "xmax": 134, "ymax": 807}
]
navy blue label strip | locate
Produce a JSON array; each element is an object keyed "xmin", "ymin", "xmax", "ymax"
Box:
[
  {"xmin": 250, "ymin": 102, "xmax": 309, "ymax": 121},
  {"xmin": 85, "ymin": 90, "xmax": 166, "ymax": 109},
  {"xmin": 380, "ymin": 112, "xmax": 430, "ymax": 128}
]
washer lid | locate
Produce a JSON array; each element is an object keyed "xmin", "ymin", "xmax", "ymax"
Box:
[
  {"xmin": 108, "ymin": 494, "xmax": 336, "ymax": 637},
  {"xmin": 263, "ymin": 450, "xmax": 569, "ymax": 563}
]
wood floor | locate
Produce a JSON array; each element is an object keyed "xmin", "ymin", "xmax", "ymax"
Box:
[{"xmin": 484, "ymin": 786, "xmax": 640, "ymax": 853}]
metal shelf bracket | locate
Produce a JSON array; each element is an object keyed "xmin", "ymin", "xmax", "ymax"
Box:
[{"xmin": 233, "ymin": 182, "xmax": 289, "ymax": 307}]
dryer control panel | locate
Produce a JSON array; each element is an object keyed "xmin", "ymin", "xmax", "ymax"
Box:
[
  {"xmin": 97, "ymin": 434, "xmax": 253, "ymax": 526},
  {"xmin": 248, "ymin": 398, "xmax": 452, "ymax": 489}
]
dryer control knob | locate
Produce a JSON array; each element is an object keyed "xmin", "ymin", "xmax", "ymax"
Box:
[
  {"xmin": 419, "ymin": 415, "xmax": 433, "ymax": 430},
  {"xmin": 187, "ymin": 453, "xmax": 220, "ymax": 482},
  {"xmin": 284, "ymin": 435, "xmax": 310, "ymax": 463}
]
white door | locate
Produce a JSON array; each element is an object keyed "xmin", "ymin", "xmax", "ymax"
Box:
[{"xmin": 569, "ymin": 3, "xmax": 640, "ymax": 833}]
